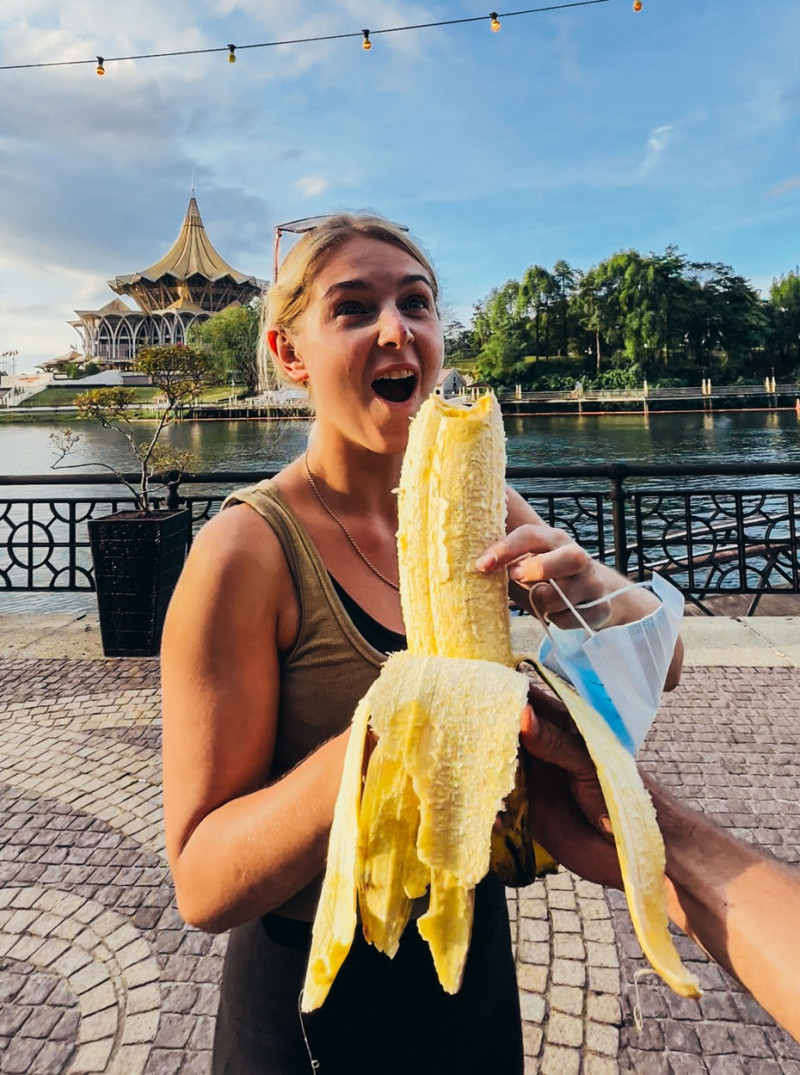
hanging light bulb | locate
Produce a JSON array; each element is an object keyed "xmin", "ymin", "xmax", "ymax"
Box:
[
  {"xmin": 633, "ymin": 0, "xmax": 642, "ymax": 9},
  {"xmin": 96, "ymin": 56, "xmax": 105, "ymax": 76},
  {"xmin": 362, "ymin": 29, "xmax": 372, "ymax": 50},
  {"xmin": 227, "ymin": 44, "xmax": 237, "ymax": 63},
  {"xmin": 490, "ymin": 12, "xmax": 501, "ymax": 32}
]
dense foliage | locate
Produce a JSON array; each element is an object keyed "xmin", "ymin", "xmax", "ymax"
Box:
[
  {"xmin": 449, "ymin": 251, "xmax": 800, "ymax": 392},
  {"xmin": 187, "ymin": 302, "xmax": 261, "ymax": 394}
]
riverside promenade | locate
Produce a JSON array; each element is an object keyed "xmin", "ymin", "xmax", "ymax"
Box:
[{"xmin": 0, "ymin": 606, "xmax": 798, "ymax": 1074}]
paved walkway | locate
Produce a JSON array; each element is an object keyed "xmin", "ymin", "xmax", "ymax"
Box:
[{"xmin": 0, "ymin": 612, "xmax": 798, "ymax": 1074}]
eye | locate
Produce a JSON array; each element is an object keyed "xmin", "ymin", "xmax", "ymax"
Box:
[
  {"xmin": 403, "ymin": 294, "xmax": 431, "ymax": 311},
  {"xmin": 334, "ymin": 300, "xmax": 368, "ymax": 317}
]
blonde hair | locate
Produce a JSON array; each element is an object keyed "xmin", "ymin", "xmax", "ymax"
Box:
[
  {"xmin": 261, "ymin": 213, "xmax": 440, "ymax": 388},
  {"xmin": 269, "ymin": 213, "xmax": 439, "ymax": 330}
]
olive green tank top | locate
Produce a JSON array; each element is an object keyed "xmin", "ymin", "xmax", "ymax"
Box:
[{"xmin": 221, "ymin": 479, "xmax": 391, "ymax": 919}]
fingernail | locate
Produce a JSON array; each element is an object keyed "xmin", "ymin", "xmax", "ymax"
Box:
[
  {"xmin": 598, "ymin": 814, "xmax": 613, "ymax": 834},
  {"xmin": 508, "ymin": 563, "xmax": 526, "ymax": 581},
  {"xmin": 475, "ymin": 553, "xmax": 496, "ymax": 571}
]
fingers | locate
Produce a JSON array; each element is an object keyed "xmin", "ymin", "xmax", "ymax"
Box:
[
  {"xmin": 508, "ymin": 544, "xmax": 604, "ymax": 618},
  {"xmin": 476, "ymin": 524, "xmax": 571, "ymax": 572},
  {"xmin": 477, "ymin": 524, "xmax": 610, "ymax": 629},
  {"xmin": 520, "ymin": 706, "xmax": 595, "ymax": 781},
  {"xmin": 537, "ymin": 588, "xmax": 612, "ymax": 631},
  {"xmin": 509, "ymin": 544, "xmax": 591, "ymax": 587},
  {"xmin": 525, "ymin": 683, "xmax": 575, "ymax": 733},
  {"xmin": 521, "ymin": 698, "xmax": 614, "ymax": 842}
]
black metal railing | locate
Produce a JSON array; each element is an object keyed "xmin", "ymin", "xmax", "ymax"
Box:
[{"xmin": 2, "ymin": 463, "xmax": 799, "ymax": 614}]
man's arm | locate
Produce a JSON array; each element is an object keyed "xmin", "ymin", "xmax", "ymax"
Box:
[
  {"xmin": 522, "ymin": 698, "xmax": 800, "ymax": 1041},
  {"xmin": 644, "ymin": 775, "xmax": 800, "ymax": 1040}
]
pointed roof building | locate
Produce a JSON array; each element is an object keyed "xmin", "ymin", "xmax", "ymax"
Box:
[
  {"xmin": 108, "ymin": 196, "xmax": 263, "ymax": 314},
  {"xmin": 69, "ymin": 197, "xmax": 266, "ymax": 370}
]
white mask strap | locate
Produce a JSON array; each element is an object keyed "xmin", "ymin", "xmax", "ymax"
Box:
[
  {"xmin": 573, "ymin": 579, "xmax": 652, "ymax": 611},
  {"xmin": 549, "ymin": 579, "xmax": 596, "ymax": 635},
  {"xmin": 537, "ymin": 578, "xmax": 656, "ymax": 638}
]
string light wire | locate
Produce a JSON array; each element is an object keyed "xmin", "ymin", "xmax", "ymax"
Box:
[{"xmin": 0, "ymin": 0, "xmax": 622, "ymax": 73}]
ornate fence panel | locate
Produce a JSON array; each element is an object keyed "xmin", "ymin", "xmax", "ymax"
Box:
[
  {"xmin": 2, "ymin": 464, "xmax": 799, "ymax": 613},
  {"xmin": 0, "ymin": 496, "xmax": 133, "ymax": 592},
  {"xmin": 627, "ymin": 488, "xmax": 799, "ymax": 598}
]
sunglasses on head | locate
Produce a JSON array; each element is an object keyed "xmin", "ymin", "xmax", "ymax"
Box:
[{"xmin": 272, "ymin": 215, "xmax": 409, "ymax": 282}]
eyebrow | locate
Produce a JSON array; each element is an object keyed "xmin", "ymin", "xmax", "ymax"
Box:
[{"xmin": 323, "ymin": 274, "xmax": 434, "ymax": 300}]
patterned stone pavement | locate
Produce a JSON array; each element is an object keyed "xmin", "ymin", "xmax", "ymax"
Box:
[{"xmin": 0, "ymin": 653, "xmax": 798, "ymax": 1074}]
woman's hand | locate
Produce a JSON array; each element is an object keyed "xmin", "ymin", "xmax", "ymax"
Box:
[
  {"xmin": 478, "ymin": 486, "xmax": 673, "ymax": 642},
  {"xmin": 477, "ymin": 522, "xmax": 612, "ymax": 629},
  {"xmin": 521, "ymin": 685, "xmax": 623, "ymax": 890}
]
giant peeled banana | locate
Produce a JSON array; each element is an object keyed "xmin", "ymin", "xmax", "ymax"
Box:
[{"xmin": 301, "ymin": 392, "xmax": 700, "ymax": 1012}]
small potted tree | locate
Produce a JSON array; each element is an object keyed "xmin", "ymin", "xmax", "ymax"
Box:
[{"xmin": 52, "ymin": 343, "xmax": 217, "ymax": 657}]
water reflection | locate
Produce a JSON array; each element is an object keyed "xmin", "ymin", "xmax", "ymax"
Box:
[{"xmin": 1, "ymin": 410, "xmax": 799, "ymax": 497}]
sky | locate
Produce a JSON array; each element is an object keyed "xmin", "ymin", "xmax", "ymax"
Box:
[{"xmin": 1, "ymin": 0, "xmax": 799, "ymax": 373}]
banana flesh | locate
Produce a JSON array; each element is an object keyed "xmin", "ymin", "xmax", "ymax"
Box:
[
  {"xmin": 301, "ymin": 391, "xmax": 700, "ymax": 1012},
  {"xmin": 399, "ymin": 393, "xmax": 513, "ymax": 664},
  {"xmin": 303, "ymin": 652, "xmax": 527, "ymax": 1010}
]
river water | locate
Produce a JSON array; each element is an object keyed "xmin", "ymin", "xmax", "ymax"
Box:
[
  {"xmin": 0, "ymin": 410, "xmax": 796, "ymax": 611},
  {"xmin": 1, "ymin": 410, "xmax": 798, "ymax": 495}
]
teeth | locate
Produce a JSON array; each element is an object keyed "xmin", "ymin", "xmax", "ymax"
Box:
[{"xmin": 377, "ymin": 370, "xmax": 414, "ymax": 381}]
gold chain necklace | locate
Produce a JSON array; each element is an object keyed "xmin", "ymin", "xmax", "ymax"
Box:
[{"xmin": 303, "ymin": 452, "xmax": 401, "ymax": 592}]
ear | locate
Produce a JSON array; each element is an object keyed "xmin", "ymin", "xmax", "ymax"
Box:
[{"xmin": 269, "ymin": 328, "xmax": 309, "ymax": 384}]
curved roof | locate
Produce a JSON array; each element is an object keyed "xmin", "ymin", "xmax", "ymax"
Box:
[{"xmin": 111, "ymin": 197, "xmax": 259, "ymax": 288}]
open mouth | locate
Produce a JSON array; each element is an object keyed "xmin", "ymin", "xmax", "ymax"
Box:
[{"xmin": 371, "ymin": 369, "xmax": 417, "ymax": 403}]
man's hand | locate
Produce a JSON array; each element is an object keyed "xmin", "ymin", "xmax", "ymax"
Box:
[{"xmin": 521, "ymin": 684, "xmax": 623, "ymax": 890}]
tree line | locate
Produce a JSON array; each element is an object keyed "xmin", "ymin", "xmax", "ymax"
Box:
[
  {"xmin": 446, "ymin": 250, "xmax": 800, "ymax": 391},
  {"xmin": 185, "ymin": 251, "xmax": 800, "ymax": 395}
]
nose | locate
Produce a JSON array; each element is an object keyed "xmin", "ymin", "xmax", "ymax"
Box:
[{"xmin": 377, "ymin": 307, "xmax": 414, "ymax": 349}]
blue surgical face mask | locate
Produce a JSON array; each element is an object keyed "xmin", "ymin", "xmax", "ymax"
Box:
[{"xmin": 536, "ymin": 572, "xmax": 684, "ymax": 754}]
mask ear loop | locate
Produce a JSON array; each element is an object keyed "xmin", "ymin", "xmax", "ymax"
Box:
[
  {"xmin": 548, "ymin": 578, "xmax": 596, "ymax": 635},
  {"xmin": 529, "ymin": 577, "xmax": 653, "ymax": 649},
  {"xmin": 572, "ymin": 579, "xmax": 651, "ymax": 611},
  {"xmin": 525, "ymin": 586, "xmax": 557, "ymax": 659},
  {"xmin": 525, "ymin": 578, "xmax": 594, "ymax": 663}
]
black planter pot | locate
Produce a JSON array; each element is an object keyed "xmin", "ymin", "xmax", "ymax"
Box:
[{"xmin": 88, "ymin": 509, "xmax": 189, "ymax": 658}]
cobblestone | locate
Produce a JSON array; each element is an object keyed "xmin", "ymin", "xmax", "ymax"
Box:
[
  {"xmin": 611, "ymin": 666, "xmax": 800, "ymax": 1074},
  {"xmin": 668, "ymin": 1056, "xmax": 709, "ymax": 1075},
  {"xmin": 585, "ymin": 1021, "xmax": 619, "ymax": 1055},
  {"xmin": 550, "ymin": 984, "xmax": 583, "ymax": 1016},
  {"xmin": 587, "ymin": 993, "xmax": 622, "ymax": 1025},
  {"xmin": 547, "ymin": 1011, "xmax": 584, "ymax": 1047},
  {"xmin": 0, "ymin": 654, "xmax": 797, "ymax": 1073}
]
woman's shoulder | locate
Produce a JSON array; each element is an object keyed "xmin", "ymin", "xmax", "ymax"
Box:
[
  {"xmin": 221, "ymin": 476, "xmax": 280, "ymax": 515},
  {"xmin": 187, "ymin": 491, "xmax": 290, "ymax": 592},
  {"xmin": 167, "ymin": 497, "xmax": 298, "ymax": 656}
]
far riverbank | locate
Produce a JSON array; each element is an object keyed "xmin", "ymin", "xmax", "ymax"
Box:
[
  {"xmin": 2, "ymin": 410, "xmax": 799, "ymax": 490},
  {"xmin": 3, "ymin": 382, "xmax": 799, "ymax": 424}
]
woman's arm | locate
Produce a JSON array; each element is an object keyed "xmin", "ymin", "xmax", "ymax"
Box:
[{"xmin": 161, "ymin": 506, "xmax": 349, "ymax": 933}]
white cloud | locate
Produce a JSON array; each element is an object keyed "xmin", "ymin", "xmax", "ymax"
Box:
[
  {"xmin": 554, "ymin": 21, "xmax": 581, "ymax": 85},
  {"xmin": 634, "ymin": 123, "xmax": 675, "ymax": 180},
  {"xmin": 295, "ymin": 175, "xmax": 331, "ymax": 198},
  {"xmin": 769, "ymin": 174, "xmax": 800, "ymax": 199}
]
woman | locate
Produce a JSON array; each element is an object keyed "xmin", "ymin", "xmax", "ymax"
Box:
[{"xmin": 161, "ymin": 214, "xmax": 679, "ymax": 1074}]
